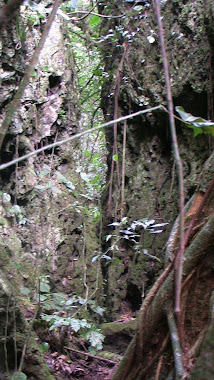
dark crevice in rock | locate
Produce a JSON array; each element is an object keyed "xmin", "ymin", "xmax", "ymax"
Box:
[{"xmin": 125, "ymin": 283, "xmax": 142, "ymax": 311}]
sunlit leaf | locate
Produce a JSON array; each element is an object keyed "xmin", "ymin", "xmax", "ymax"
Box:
[
  {"xmin": 121, "ymin": 217, "xmax": 128, "ymax": 224},
  {"xmin": 133, "ymin": 5, "xmax": 143, "ymax": 11},
  {"xmin": 93, "ymin": 306, "xmax": 105, "ymax": 316},
  {"xmin": 143, "ymin": 249, "xmax": 162, "ymax": 263},
  {"xmin": 149, "ymin": 229, "xmax": 163, "ymax": 234},
  {"xmin": 102, "ymin": 254, "xmax": 112, "ymax": 261},
  {"xmin": 120, "ymin": 229, "xmax": 133, "ymax": 235},
  {"xmin": 92, "ymin": 254, "xmax": 100, "ymax": 263},
  {"xmin": 105, "ymin": 234, "xmax": 112, "ymax": 242},
  {"xmin": 176, "ymin": 106, "xmax": 214, "ymax": 136},
  {"xmin": 151, "ymin": 223, "xmax": 168, "ymax": 228},
  {"xmin": 147, "ymin": 35, "xmax": 155, "ymax": 44},
  {"xmin": 89, "ymin": 15, "xmax": 100, "ymax": 26},
  {"xmin": 80, "ymin": 172, "xmax": 89, "ymax": 182},
  {"xmin": 42, "ymin": 65, "xmax": 49, "ymax": 72},
  {"xmin": 108, "ymin": 222, "xmax": 121, "ymax": 226}
]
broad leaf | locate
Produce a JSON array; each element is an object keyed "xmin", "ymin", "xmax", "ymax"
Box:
[
  {"xmin": 11, "ymin": 373, "xmax": 27, "ymax": 380},
  {"xmin": 92, "ymin": 254, "xmax": 100, "ymax": 263},
  {"xmin": 176, "ymin": 106, "xmax": 214, "ymax": 137},
  {"xmin": 39, "ymin": 342, "xmax": 49, "ymax": 353},
  {"xmin": 89, "ymin": 15, "xmax": 100, "ymax": 26},
  {"xmin": 85, "ymin": 330, "xmax": 105, "ymax": 350}
]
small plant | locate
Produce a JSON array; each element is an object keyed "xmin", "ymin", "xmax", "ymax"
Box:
[
  {"xmin": 93, "ymin": 217, "xmax": 168, "ymax": 264},
  {"xmin": 39, "ymin": 289, "xmax": 105, "ymax": 351}
]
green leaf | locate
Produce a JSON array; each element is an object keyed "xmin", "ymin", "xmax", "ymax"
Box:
[
  {"xmin": 20, "ymin": 287, "xmax": 30, "ymax": 296},
  {"xmin": 92, "ymin": 254, "xmax": 100, "ymax": 263},
  {"xmin": 29, "ymin": 168, "xmax": 37, "ymax": 176},
  {"xmin": 84, "ymin": 149, "xmax": 91, "ymax": 156},
  {"xmin": 80, "ymin": 172, "xmax": 89, "ymax": 182},
  {"xmin": 105, "ymin": 234, "xmax": 112, "ymax": 242},
  {"xmin": 93, "ymin": 306, "xmax": 105, "ymax": 316},
  {"xmin": 40, "ymin": 282, "xmax": 50, "ymax": 293},
  {"xmin": 55, "ymin": 171, "xmax": 75, "ymax": 190},
  {"xmin": 58, "ymin": 109, "xmax": 66, "ymax": 115},
  {"xmin": 93, "ymin": 69, "xmax": 103, "ymax": 76},
  {"xmin": 35, "ymin": 185, "xmax": 46, "ymax": 192},
  {"xmin": 176, "ymin": 106, "xmax": 214, "ymax": 136},
  {"xmin": 88, "ymin": 346, "xmax": 97, "ymax": 355},
  {"xmin": 39, "ymin": 342, "xmax": 50, "ymax": 353},
  {"xmin": 133, "ymin": 5, "xmax": 143, "ymax": 11},
  {"xmin": 91, "ymin": 34, "xmax": 99, "ymax": 39},
  {"xmin": 42, "ymin": 65, "xmax": 50, "ymax": 72},
  {"xmin": 2, "ymin": 192, "xmax": 11, "ymax": 202},
  {"xmin": 85, "ymin": 330, "xmax": 105, "ymax": 350},
  {"xmin": 113, "ymin": 258, "xmax": 123, "ymax": 264},
  {"xmin": 89, "ymin": 15, "xmax": 100, "ymax": 27},
  {"xmin": 51, "ymin": 186, "xmax": 62, "ymax": 194},
  {"xmin": 113, "ymin": 154, "xmax": 118, "ymax": 162},
  {"xmin": 90, "ymin": 175, "xmax": 100, "ymax": 184},
  {"xmin": 176, "ymin": 106, "xmax": 203, "ymax": 124},
  {"xmin": 11, "ymin": 372, "xmax": 27, "ymax": 380},
  {"xmin": 38, "ymin": 164, "xmax": 51, "ymax": 176}
]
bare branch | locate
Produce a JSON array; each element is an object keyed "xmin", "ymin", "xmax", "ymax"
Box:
[{"xmin": 0, "ymin": 105, "xmax": 163, "ymax": 171}]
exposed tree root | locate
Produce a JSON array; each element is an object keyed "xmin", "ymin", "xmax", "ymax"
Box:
[
  {"xmin": 111, "ymin": 209, "xmax": 214, "ymax": 379},
  {"xmin": 165, "ymin": 305, "xmax": 186, "ymax": 379}
]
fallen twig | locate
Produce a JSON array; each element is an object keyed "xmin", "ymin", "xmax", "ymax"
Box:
[{"xmin": 64, "ymin": 346, "xmax": 118, "ymax": 365}]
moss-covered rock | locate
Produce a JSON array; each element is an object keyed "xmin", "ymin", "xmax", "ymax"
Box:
[{"xmin": 99, "ymin": 0, "xmax": 213, "ymax": 319}]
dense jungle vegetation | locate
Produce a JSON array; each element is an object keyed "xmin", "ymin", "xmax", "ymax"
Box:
[{"xmin": 0, "ymin": 0, "xmax": 214, "ymax": 379}]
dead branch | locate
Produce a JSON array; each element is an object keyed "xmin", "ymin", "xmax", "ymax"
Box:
[
  {"xmin": 0, "ymin": 106, "xmax": 163, "ymax": 171},
  {"xmin": 64, "ymin": 346, "xmax": 117, "ymax": 365}
]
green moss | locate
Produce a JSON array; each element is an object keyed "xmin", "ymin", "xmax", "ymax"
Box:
[
  {"xmin": 100, "ymin": 320, "xmax": 136, "ymax": 336},
  {"xmin": 22, "ymin": 335, "xmax": 56, "ymax": 380},
  {"xmin": 0, "ymin": 244, "xmax": 10, "ymax": 266}
]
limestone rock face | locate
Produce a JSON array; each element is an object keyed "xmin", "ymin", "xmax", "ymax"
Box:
[
  {"xmin": 99, "ymin": 0, "xmax": 214, "ymax": 318},
  {"xmin": 0, "ymin": 2, "xmax": 84, "ymax": 377}
]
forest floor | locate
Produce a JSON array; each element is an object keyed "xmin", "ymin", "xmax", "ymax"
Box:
[{"xmin": 43, "ymin": 350, "xmax": 115, "ymax": 379}]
